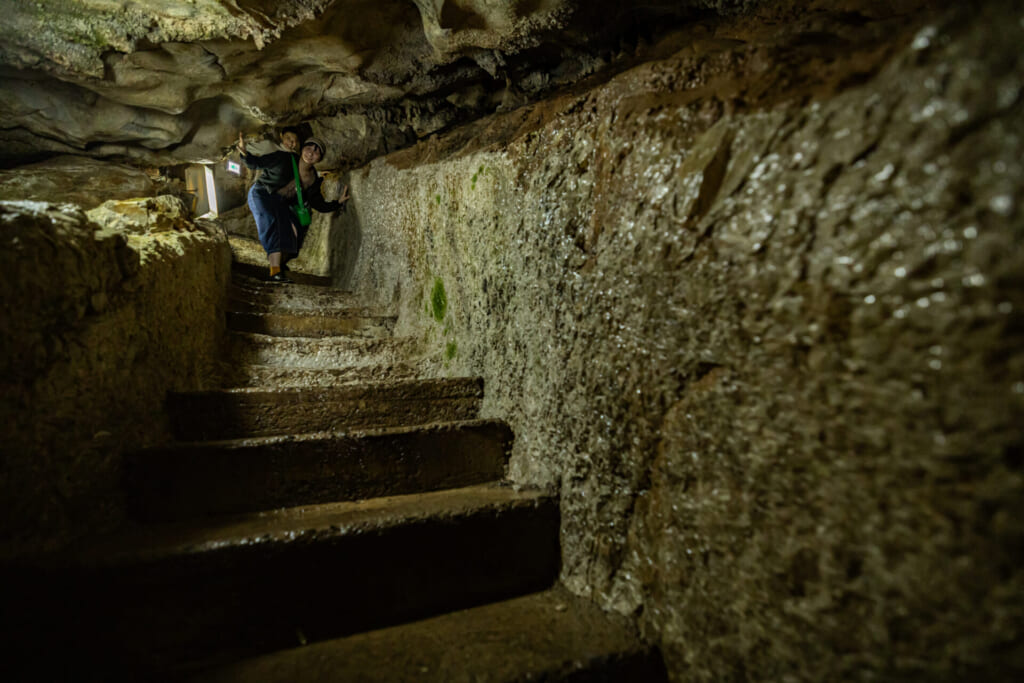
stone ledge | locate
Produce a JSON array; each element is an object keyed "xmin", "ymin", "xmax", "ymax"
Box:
[{"xmin": 0, "ymin": 199, "xmax": 231, "ymax": 555}]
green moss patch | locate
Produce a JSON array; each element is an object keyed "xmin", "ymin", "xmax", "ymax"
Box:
[{"xmin": 430, "ymin": 277, "xmax": 447, "ymax": 322}]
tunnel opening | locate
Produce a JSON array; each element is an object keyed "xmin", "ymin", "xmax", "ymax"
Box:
[{"xmin": 183, "ymin": 158, "xmax": 247, "ymax": 218}]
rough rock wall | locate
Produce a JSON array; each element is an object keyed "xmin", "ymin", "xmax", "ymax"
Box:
[
  {"xmin": 333, "ymin": 1, "xmax": 1024, "ymax": 679},
  {"xmin": 5, "ymin": 0, "xmax": 917, "ymax": 169},
  {"xmin": 0, "ymin": 196, "xmax": 231, "ymax": 556},
  {"xmin": 0, "ymin": 0, "xmax": 593, "ymax": 165},
  {"xmin": 0, "ymin": 156, "xmax": 180, "ymax": 209}
]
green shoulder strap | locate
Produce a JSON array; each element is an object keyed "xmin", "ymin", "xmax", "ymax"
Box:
[{"xmin": 290, "ymin": 154, "xmax": 307, "ymax": 210}]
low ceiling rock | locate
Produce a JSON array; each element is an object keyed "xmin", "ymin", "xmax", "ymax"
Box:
[
  {"xmin": 0, "ymin": 0, "xmax": 924, "ymax": 170},
  {"xmin": 0, "ymin": 0, "xmax": 752, "ymax": 168},
  {"xmin": 0, "ymin": 156, "xmax": 166, "ymax": 209}
]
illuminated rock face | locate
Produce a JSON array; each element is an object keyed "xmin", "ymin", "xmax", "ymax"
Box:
[{"xmin": 330, "ymin": 2, "xmax": 1024, "ymax": 679}]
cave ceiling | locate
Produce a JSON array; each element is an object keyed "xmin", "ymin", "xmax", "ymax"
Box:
[{"xmin": 0, "ymin": 0, "xmax": 746, "ymax": 169}]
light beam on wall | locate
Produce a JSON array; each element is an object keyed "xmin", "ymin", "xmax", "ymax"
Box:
[{"xmin": 204, "ymin": 165, "xmax": 218, "ymax": 216}]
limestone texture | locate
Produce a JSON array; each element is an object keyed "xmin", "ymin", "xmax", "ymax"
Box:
[
  {"xmin": 0, "ymin": 0, "xmax": 563, "ymax": 165},
  {"xmin": 0, "ymin": 156, "xmax": 172, "ymax": 209},
  {"xmin": 331, "ymin": 1, "xmax": 1024, "ymax": 679},
  {"xmin": 0, "ymin": 199, "xmax": 231, "ymax": 555},
  {"xmin": 0, "ymin": 0, "xmax": 846, "ymax": 167},
  {"xmin": 87, "ymin": 195, "xmax": 195, "ymax": 234}
]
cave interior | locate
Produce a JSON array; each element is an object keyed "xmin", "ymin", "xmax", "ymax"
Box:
[{"xmin": 0, "ymin": 0, "xmax": 1022, "ymax": 680}]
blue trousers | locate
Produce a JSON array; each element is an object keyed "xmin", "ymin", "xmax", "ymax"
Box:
[{"xmin": 247, "ymin": 185, "xmax": 309, "ymax": 258}]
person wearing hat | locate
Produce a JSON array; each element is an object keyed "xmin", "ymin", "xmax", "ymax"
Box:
[{"xmin": 237, "ymin": 133, "xmax": 349, "ymax": 282}]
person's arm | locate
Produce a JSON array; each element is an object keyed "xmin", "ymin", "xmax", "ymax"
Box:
[
  {"xmin": 237, "ymin": 133, "xmax": 284, "ymax": 170},
  {"xmin": 241, "ymin": 150, "xmax": 285, "ymax": 171},
  {"xmin": 307, "ymin": 177, "xmax": 349, "ymax": 213}
]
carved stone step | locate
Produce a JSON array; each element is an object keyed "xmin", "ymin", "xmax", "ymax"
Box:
[
  {"xmin": 186, "ymin": 585, "xmax": 668, "ymax": 683},
  {"xmin": 128, "ymin": 419, "xmax": 511, "ymax": 521},
  {"xmin": 228, "ymin": 236, "xmax": 332, "ymax": 287},
  {"xmin": 226, "ymin": 309, "xmax": 396, "ymax": 338},
  {"xmin": 226, "ymin": 331, "xmax": 418, "ymax": 369},
  {"xmin": 167, "ymin": 377, "xmax": 482, "ymax": 441},
  {"xmin": 227, "ymin": 278, "xmax": 366, "ymax": 312},
  {"xmin": 230, "ymin": 258, "xmax": 332, "ymax": 286},
  {"xmin": 217, "ymin": 362, "xmax": 421, "ymax": 389},
  {"xmin": 3, "ymin": 484, "xmax": 559, "ymax": 679}
]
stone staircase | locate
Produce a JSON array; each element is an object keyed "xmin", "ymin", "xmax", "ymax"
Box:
[{"xmin": 2, "ymin": 250, "xmax": 666, "ymax": 682}]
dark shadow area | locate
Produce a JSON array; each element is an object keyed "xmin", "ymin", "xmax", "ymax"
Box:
[{"xmin": 328, "ymin": 199, "xmax": 362, "ymax": 290}]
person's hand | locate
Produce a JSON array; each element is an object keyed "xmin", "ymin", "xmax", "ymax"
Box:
[
  {"xmin": 237, "ymin": 132, "xmax": 246, "ymax": 155},
  {"xmin": 338, "ymin": 184, "xmax": 350, "ymax": 203}
]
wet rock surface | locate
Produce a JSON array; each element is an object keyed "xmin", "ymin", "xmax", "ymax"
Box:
[{"xmin": 334, "ymin": 1, "xmax": 1024, "ymax": 678}]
